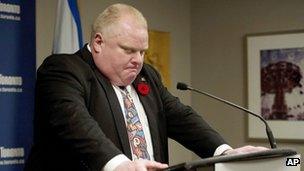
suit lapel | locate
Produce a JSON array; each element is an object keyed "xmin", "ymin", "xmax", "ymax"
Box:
[
  {"xmin": 94, "ymin": 70, "xmax": 132, "ymax": 159},
  {"xmin": 80, "ymin": 46, "xmax": 132, "ymax": 159},
  {"xmin": 133, "ymin": 76, "xmax": 162, "ymax": 161}
]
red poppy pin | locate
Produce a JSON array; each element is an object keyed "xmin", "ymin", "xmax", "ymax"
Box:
[{"xmin": 137, "ymin": 78, "xmax": 150, "ymax": 96}]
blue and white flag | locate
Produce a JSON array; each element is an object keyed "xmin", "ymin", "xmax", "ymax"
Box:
[{"xmin": 53, "ymin": 0, "xmax": 83, "ymax": 54}]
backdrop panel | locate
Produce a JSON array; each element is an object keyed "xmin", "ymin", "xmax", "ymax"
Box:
[{"xmin": 0, "ymin": 0, "xmax": 35, "ymax": 170}]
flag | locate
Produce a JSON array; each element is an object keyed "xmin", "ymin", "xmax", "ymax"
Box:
[{"xmin": 53, "ymin": 0, "xmax": 83, "ymax": 54}]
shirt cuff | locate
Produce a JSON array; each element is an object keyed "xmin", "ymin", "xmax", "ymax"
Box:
[
  {"xmin": 102, "ymin": 154, "xmax": 131, "ymax": 171},
  {"xmin": 213, "ymin": 144, "xmax": 233, "ymax": 156}
]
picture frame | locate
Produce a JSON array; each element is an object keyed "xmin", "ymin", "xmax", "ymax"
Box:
[
  {"xmin": 246, "ymin": 30, "xmax": 304, "ymax": 141},
  {"xmin": 145, "ymin": 30, "xmax": 171, "ymax": 87}
]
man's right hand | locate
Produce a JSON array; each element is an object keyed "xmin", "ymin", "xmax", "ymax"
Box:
[{"xmin": 114, "ymin": 159, "xmax": 168, "ymax": 171}]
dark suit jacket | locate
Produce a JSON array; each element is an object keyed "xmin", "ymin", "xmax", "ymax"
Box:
[{"xmin": 24, "ymin": 45, "xmax": 226, "ymax": 171}]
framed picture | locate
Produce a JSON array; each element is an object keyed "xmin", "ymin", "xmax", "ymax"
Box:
[
  {"xmin": 145, "ymin": 30, "xmax": 171, "ymax": 87},
  {"xmin": 247, "ymin": 30, "xmax": 304, "ymax": 141}
]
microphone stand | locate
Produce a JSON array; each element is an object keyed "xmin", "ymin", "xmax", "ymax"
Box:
[{"xmin": 177, "ymin": 82, "xmax": 277, "ymax": 149}]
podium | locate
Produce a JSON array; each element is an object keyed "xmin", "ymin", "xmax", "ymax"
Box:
[{"xmin": 165, "ymin": 149, "xmax": 300, "ymax": 171}]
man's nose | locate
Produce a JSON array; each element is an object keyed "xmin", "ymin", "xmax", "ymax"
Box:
[{"xmin": 131, "ymin": 51, "xmax": 144, "ymax": 64}]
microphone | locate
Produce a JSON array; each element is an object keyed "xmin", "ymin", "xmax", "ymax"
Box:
[{"xmin": 176, "ymin": 82, "xmax": 277, "ymax": 149}]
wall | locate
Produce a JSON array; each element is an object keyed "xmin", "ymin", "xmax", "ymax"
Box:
[
  {"xmin": 36, "ymin": 0, "xmax": 193, "ymax": 165},
  {"xmin": 191, "ymin": 0, "xmax": 304, "ymax": 170},
  {"xmin": 36, "ymin": 0, "xmax": 304, "ymax": 168}
]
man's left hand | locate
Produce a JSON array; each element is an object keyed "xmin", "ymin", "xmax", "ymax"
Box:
[{"xmin": 223, "ymin": 145, "xmax": 269, "ymax": 155}]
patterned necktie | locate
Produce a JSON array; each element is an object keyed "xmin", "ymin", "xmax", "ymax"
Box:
[{"xmin": 120, "ymin": 88, "xmax": 150, "ymax": 160}]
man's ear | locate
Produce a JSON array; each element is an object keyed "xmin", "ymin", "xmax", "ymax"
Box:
[{"xmin": 92, "ymin": 33, "xmax": 103, "ymax": 53}]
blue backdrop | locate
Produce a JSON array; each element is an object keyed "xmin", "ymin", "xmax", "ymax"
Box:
[{"xmin": 0, "ymin": 0, "xmax": 35, "ymax": 170}]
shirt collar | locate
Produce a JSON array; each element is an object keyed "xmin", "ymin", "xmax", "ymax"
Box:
[{"xmin": 87, "ymin": 43, "xmax": 91, "ymax": 52}]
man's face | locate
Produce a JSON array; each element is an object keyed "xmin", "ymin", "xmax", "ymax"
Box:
[{"xmin": 92, "ymin": 16, "xmax": 148, "ymax": 86}]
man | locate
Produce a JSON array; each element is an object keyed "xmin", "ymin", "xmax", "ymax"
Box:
[{"xmin": 25, "ymin": 3, "xmax": 267, "ymax": 171}]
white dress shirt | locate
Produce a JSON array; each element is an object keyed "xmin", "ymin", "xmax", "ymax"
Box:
[{"xmin": 112, "ymin": 85, "xmax": 155, "ymax": 161}]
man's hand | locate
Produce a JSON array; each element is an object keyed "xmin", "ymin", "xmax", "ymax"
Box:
[
  {"xmin": 114, "ymin": 159, "xmax": 168, "ymax": 171},
  {"xmin": 223, "ymin": 145, "xmax": 269, "ymax": 155}
]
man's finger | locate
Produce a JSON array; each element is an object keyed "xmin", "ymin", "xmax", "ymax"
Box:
[{"xmin": 140, "ymin": 160, "xmax": 168, "ymax": 169}]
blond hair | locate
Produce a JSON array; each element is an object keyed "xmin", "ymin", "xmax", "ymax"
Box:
[{"xmin": 91, "ymin": 3, "xmax": 147, "ymax": 40}]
